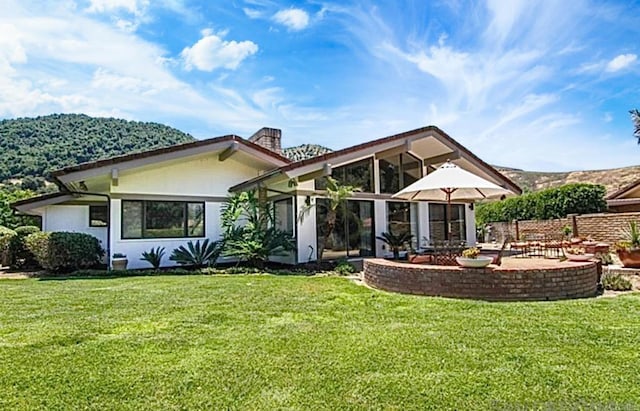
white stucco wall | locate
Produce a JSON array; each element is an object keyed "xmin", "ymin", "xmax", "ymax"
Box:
[
  {"xmin": 112, "ymin": 154, "xmax": 262, "ymax": 197},
  {"xmin": 44, "ymin": 205, "xmax": 108, "ymax": 251},
  {"xmin": 296, "ymin": 195, "xmax": 317, "ymax": 263},
  {"xmin": 466, "ymin": 205, "xmax": 477, "ymax": 246}
]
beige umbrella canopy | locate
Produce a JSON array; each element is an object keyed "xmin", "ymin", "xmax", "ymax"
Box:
[{"xmin": 392, "ymin": 161, "xmax": 515, "ymax": 239}]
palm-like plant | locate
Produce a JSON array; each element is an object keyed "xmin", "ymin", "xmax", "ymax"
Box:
[
  {"xmin": 631, "ymin": 109, "xmax": 640, "ymax": 144},
  {"xmin": 140, "ymin": 246, "xmax": 165, "ymax": 270},
  {"xmin": 169, "ymin": 239, "xmax": 222, "ymax": 268},
  {"xmin": 621, "ymin": 221, "xmax": 640, "ymax": 249},
  {"xmin": 221, "ymin": 191, "xmax": 295, "ymax": 268},
  {"xmin": 376, "ymin": 231, "xmax": 414, "ymax": 260}
]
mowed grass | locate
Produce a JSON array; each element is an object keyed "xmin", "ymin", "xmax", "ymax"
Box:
[{"xmin": 1, "ymin": 275, "xmax": 639, "ymax": 410}]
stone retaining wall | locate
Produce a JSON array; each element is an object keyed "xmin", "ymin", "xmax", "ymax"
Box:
[{"xmin": 363, "ymin": 259, "xmax": 598, "ymax": 301}]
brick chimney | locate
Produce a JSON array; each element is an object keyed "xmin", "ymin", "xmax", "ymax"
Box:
[{"xmin": 249, "ymin": 127, "xmax": 282, "ymax": 154}]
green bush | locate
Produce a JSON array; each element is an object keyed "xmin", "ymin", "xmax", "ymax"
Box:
[
  {"xmin": 476, "ymin": 183, "xmax": 607, "ymax": 225},
  {"xmin": 0, "ymin": 225, "xmax": 17, "ymax": 266},
  {"xmin": 335, "ymin": 260, "xmax": 356, "ymax": 275},
  {"xmin": 24, "ymin": 231, "xmax": 104, "ymax": 273},
  {"xmin": 602, "ymin": 274, "xmax": 633, "ymax": 291},
  {"xmin": 9, "ymin": 225, "xmax": 40, "ymax": 268}
]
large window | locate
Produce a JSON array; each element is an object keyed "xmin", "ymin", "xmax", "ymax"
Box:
[
  {"xmin": 274, "ymin": 197, "xmax": 294, "ymax": 236},
  {"xmin": 386, "ymin": 202, "xmax": 418, "ymax": 248},
  {"xmin": 315, "ymin": 158, "xmax": 374, "ymax": 193},
  {"xmin": 379, "ymin": 153, "xmax": 422, "ymax": 194},
  {"xmin": 428, "ymin": 203, "xmax": 466, "ymax": 242},
  {"xmin": 316, "ymin": 199, "xmax": 374, "ymax": 260},
  {"xmin": 122, "ymin": 200, "xmax": 205, "ymax": 239},
  {"xmin": 89, "ymin": 205, "xmax": 108, "ymax": 227}
]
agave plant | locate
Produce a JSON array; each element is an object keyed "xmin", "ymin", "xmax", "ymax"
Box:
[
  {"xmin": 169, "ymin": 239, "xmax": 222, "ymax": 268},
  {"xmin": 621, "ymin": 221, "xmax": 640, "ymax": 249},
  {"xmin": 376, "ymin": 231, "xmax": 414, "ymax": 260},
  {"xmin": 140, "ymin": 246, "xmax": 165, "ymax": 270}
]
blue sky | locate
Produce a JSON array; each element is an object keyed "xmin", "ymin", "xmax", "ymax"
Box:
[{"xmin": 1, "ymin": 0, "xmax": 639, "ymax": 171}]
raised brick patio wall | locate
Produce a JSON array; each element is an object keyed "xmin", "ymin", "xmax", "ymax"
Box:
[{"xmin": 363, "ymin": 258, "xmax": 598, "ymax": 301}]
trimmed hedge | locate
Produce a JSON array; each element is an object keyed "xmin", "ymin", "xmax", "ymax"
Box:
[
  {"xmin": 476, "ymin": 183, "xmax": 607, "ymax": 225},
  {"xmin": 0, "ymin": 226, "xmax": 17, "ymax": 267},
  {"xmin": 25, "ymin": 232, "xmax": 104, "ymax": 273},
  {"xmin": 9, "ymin": 225, "xmax": 40, "ymax": 268}
]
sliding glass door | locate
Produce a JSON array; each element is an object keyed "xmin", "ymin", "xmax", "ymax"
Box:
[{"xmin": 316, "ymin": 199, "xmax": 375, "ymax": 260}]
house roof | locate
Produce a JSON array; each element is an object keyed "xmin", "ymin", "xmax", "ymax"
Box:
[
  {"xmin": 606, "ymin": 177, "xmax": 640, "ymax": 200},
  {"xmin": 51, "ymin": 134, "xmax": 291, "ymax": 179},
  {"xmin": 230, "ymin": 125, "xmax": 521, "ymax": 194}
]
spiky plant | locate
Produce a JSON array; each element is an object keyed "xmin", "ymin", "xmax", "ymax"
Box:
[
  {"xmin": 169, "ymin": 239, "xmax": 222, "ymax": 268},
  {"xmin": 140, "ymin": 246, "xmax": 165, "ymax": 270},
  {"xmin": 376, "ymin": 231, "xmax": 414, "ymax": 260},
  {"xmin": 621, "ymin": 221, "xmax": 640, "ymax": 249}
]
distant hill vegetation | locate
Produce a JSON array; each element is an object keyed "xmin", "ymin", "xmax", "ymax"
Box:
[
  {"xmin": 495, "ymin": 166, "xmax": 640, "ymax": 196},
  {"xmin": 0, "ymin": 114, "xmax": 195, "ymax": 181},
  {"xmin": 282, "ymin": 144, "xmax": 333, "ymax": 162},
  {"xmin": 0, "ymin": 113, "xmax": 636, "ymax": 197}
]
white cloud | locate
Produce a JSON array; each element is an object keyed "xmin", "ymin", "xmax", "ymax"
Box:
[
  {"xmin": 273, "ymin": 8, "xmax": 310, "ymax": 31},
  {"xmin": 243, "ymin": 7, "xmax": 262, "ymax": 19},
  {"xmin": 86, "ymin": 0, "xmax": 148, "ymax": 16},
  {"xmin": 181, "ymin": 29, "xmax": 258, "ymax": 71},
  {"xmin": 605, "ymin": 53, "xmax": 637, "ymax": 72}
]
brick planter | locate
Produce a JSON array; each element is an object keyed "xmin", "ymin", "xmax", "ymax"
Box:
[{"xmin": 363, "ymin": 259, "xmax": 598, "ymax": 301}]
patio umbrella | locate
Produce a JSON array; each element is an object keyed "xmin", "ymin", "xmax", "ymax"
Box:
[{"xmin": 392, "ymin": 161, "xmax": 515, "ymax": 239}]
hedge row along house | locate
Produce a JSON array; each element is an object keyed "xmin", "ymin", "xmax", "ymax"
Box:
[{"xmin": 13, "ymin": 126, "xmax": 521, "ymax": 269}]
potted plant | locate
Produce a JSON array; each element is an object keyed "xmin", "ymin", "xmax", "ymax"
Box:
[
  {"xmin": 456, "ymin": 247, "xmax": 492, "ymax": 268},
  {"xmin": 563, "ymin": 246, "xmax": 594, "ymax": 262},
  {"xmin": 615, "ymin": 221, "xmax": 640, "ymax": 268},
  {"xmin": 376, "ymin": 231, "xmax": 413, "ymax": 260},
  {"xmin": 112, "ymin": 252, "xmax": 128, "ymax": 270}
]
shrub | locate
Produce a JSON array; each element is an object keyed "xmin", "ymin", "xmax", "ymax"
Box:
[
  {"xmin": 602, "ymin": 273, "xmax": 633, "ymax": 291},
  {"xmin": 24, "ymin": 232, "xmax": 104, "ymax": 273},
  {"xmin": 335, "ymin": 260, "xmax": 356, "ymax": 275},
  {"xmin": 0, "ymin": 226, "xmax": 17, "ymax": 266},
  {"xmin": 9, "ymin": 225, "xmax": 40, "ymax": 268},
  {"xmin": 169, "ymin": 239, "xmax": 222, "ymax": 268},
  {"xmin": 476, "ymin": 183, "xmax": 607, "ymax": 225},
  {"xmin": 141, "ymin": 246, "xmax": 165, "ymax": 270}
]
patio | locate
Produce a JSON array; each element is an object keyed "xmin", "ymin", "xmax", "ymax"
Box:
[{"xmin": 363, "ymin": 257, "xmax": 599, "ymax": 301}]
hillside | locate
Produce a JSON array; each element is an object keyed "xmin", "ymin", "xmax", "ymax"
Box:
[
  {"xmin": 0, "ymin": 114, "xmax": 195, "ymax": 181},
  {"xmin": 282, "ymin": 144, "xmax": 333, "ymax": 161},
  {"xmin": 496, "ymin": 165, "xmax": 640, "ymax": 196}
]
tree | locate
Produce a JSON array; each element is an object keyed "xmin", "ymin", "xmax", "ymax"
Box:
[
  {"xmin": 631, "ymin": 109, "xmax": 640, "ymax": 144},
  {"xmin": 0, "ymin": 188, "xmax": 40, "ymax": 229}
]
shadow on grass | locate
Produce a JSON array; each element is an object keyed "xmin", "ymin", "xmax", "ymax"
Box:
[{"xmin": 35, "ymin": 261, "xmax": 340, "ymax": 281}]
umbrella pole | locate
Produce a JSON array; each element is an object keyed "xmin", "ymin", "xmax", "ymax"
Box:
[{"xmin": 447, "ymin": 192, "xmax": 452, "ymax": 241}]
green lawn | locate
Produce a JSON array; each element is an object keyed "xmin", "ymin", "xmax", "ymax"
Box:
[{"xmin": 1, "ymin": 275, "xmax": 639, "ymax": 410}]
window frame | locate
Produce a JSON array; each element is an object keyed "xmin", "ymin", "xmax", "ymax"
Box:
[
  {"xmin": 379, "ymin": 152, "xmax": 424, "ymax": 194},
  {"xmin": 315, "ymin": 158, "xmax": 375, "ymax": 193},
  {"xmin": 89, "ymin": 205, "xmax": 109, "ymax": 227},
  {"xmin": 121, "ymin": 200, "xmax": 206, "ymax": 240}
]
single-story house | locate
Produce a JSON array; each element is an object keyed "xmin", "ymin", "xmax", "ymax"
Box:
[
  {"xmin": 607, "ymin": 178, "xmax": 640, "ymax": 212},
  {"xmin": 13, "ymin": 126, "xmax": 521, "ymax": 269}
]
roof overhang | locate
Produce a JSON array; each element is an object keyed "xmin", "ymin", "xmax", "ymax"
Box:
[
  {"xmin": 230, "ymin": 126, "xmax": 521, "ymax": 194},
  {"xmin": 52, "ymin": 135, "xmax": 290, "ymax": 190}
]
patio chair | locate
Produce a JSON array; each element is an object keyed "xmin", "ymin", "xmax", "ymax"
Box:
[{"xmin": 432, "ymin": 240, "xmax": 464, "ymax": 266}]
